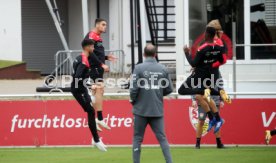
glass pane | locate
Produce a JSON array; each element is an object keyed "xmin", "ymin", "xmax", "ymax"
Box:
[
  {"xmin": 189, "ymin": 0, "xmax": 245, "ymax": 60},
  {"xmin": 250, "ymin": 0, "xmax": 276, "ymax": 59}
]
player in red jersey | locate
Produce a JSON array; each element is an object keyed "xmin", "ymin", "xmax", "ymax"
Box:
[
  {"xmin": 207, "ymin": 20, "xmax": 231, "ymax": 104},
  {"xmin": 178, "ymin": 27, "xmax": 226, "ymax": 133},
  {"xmin": 84, "ymin": 18, "xmax": 117, "ymax": 131},
  {"xmin": 71, "ymin": 39, "xmax": 107, "ymax": 151}
]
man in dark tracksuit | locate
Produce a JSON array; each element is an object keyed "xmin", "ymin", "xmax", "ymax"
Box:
[
  {"xmin": 70, "ymin": 39, "xmax": 107, "ymax": 152},
  {"xmin": 178, "ymin": 27, "xmax": 225, "ymax": 133},
  {"xmin": 130, "ymin": 44, "xmax": 173, "ymax": 163}
]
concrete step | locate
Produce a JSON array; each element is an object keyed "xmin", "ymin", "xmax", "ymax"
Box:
[{"xmin": 157, "ymin": 45, "xmax": 176, "ymax": 60}]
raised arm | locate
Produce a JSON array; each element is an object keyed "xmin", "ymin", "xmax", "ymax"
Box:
[
  {"xmin": 89, "ymin": 52, "xmax": 104, "ymax": 66},
  {"xmin": 185, "ymin": 50, "xmax": 203, "ymax": 67},
  {"xmin": 183, "ymin": 45, "xmax": 203, "ymax": 67}
]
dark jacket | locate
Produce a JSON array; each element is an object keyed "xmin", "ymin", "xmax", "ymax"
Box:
[{"xmin": 130, "ymin": 57, "xmax": 173, "ymax": 117}]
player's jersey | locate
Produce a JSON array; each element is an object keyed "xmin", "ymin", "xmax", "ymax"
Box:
[
  {"xmin": 186, "ymin": 42, "xmax": 225, "ymax": 70},
  {"xmin": 85, "ymin": 31, "xmax": 105, "ymax": 67},
  {"xmin": 212, "ymin": 38, "xmax": 227, "ymax": 68},
  {"xmin": 71, "ymin": 53, "xmax": 90, "ymax": 88},
  {"xmin": 214, "ymin": 37, "xmax": 223, "ymax": 46}
]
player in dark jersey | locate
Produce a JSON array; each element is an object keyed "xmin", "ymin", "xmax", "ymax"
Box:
[
  {"xmin": 178, "ymin": 27, "xmax": 225, "ymax": 133},
  {"xmin": 84, "ymin": 18, "xmax": 117, "ymax": 131},
  {"xmin": 71, "ymin": 39, "xmax": 107, "ymax": 152}
]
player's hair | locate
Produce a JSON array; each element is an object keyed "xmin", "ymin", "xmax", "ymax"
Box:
[
  {"xmin": 95, "ymin": 18, "xmax": 106, "ymax": 26},
  {"xmin": 81, "ymin": 39, "xmax": 95, "ymax": 49},
  {"xmin": 144, "ymin": 44, "xmax": 157, "ymax": 57},
  {"xmin": 207, "ymin": 20, "xmax": 223, "ymax": 38},
  {"xmin": 207, "ymin": 19, "xmax": 222, "ymax": 31},
  {"xmin": 205, "ymin": 26, "xmax": 216, "ymax": 39}
]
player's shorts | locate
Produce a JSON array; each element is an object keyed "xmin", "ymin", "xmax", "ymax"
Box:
[
  {"xmin": 90, "ymin": 66, "xmax": 104, "ymax": 83},
  {"xmin": 198, "ymin": 105, "xmax": 220, "ymax": 121}
]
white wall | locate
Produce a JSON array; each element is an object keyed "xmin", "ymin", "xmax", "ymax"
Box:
[
  {"xmin": 109, "ymin": 0, "xmax": 121, "ymax": 51},
  {"xmin": 121, "ymin": 0, "xmax": 139, "ymax": 72},
  {"xmin": 0, "ymin": 0, "xmax": 22, "ymax": 61}
]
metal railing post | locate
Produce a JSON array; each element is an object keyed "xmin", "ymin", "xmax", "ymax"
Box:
[
  {"xmin": 232, "ymin": 22, "xmax": 237, "ymax": 99},
  {"xmin": 164, "ymin": 0, "xmax": 168, "ymax": 40},
  {"xmin": 55, "ymin": 51, "xmax": 60, "ymax": 90},
  {"xmin": 130, "ymin": 0, "xmax": 135, "ymax": 72}
]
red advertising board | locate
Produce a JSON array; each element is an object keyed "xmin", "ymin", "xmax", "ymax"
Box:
[{"xmin": 0, "ymin": 99, "xmax": 275, "ymax": 146}]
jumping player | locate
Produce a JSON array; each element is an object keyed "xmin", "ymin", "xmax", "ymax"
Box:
[
  {"xmin": 178, "ymin": 27, "xmax": 225, "ymax": 133},
  {"xmin": 265, "ymin": 129, "xmax": 276, "ymax": 145},
  {"xmin": 71, "ymin": 39, "xmax": 107, "ymax": 151},
  {"xmin": 192, "ymin": 20, "xmax": 231, "ymax": 148},
  {"xmin": 207, "ymin": 19, "xmax": 231, "ymax": 104},
  {"xmin": 84, "ymin": 18, "xmax": 117, "ymax": 131}
]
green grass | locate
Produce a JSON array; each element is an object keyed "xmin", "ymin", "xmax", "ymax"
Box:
[
  {"xmin": 0, "ymin": 60, "xmax": 23, "ymax": 69},
  {"xmin": 0, "ymin": 147, "xmax": 275, "ymax": 163}
]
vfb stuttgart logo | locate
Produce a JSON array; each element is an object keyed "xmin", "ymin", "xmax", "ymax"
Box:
[{"xmin": 189, "ymin": 105, "xmax": 209, "ymax": 136}]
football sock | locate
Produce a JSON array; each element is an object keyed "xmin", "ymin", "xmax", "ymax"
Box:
[
  {"xmin": 216, "ymin": 138, "xmax": 222, "ymax": 145},
  {"xmin": 87, "ymin": 112, "xmax": 100, "ymax": 143},
  {"xmin": 196, "ymin": 138, "xmax": 201, "ymax": 144},
  {"xmin": 271, "ymin": 129, "xmax": 276, "ymax": 136},
  {"xmin": 97, "ymin": 111, "xmax": 103, "ymax": 121},
  {"xmin": 207, "ymin": 111, "xmax": 214, "ymax": 120},
  {"xmin": 214, "ymin": 112, "xmax": 221, "ymax": 121}
]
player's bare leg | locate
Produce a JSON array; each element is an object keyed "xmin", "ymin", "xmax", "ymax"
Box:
[
  {"xmin": 94, "ymin": 82, "xmax": 104, "ymax": 112},
  {"xmin": 91, "ymin": 84, "xmax": 102, "ymax": 132},
  {"xmin": 195, "ymin": 95, "xmax": 216, "ymax": 131},
  {"xmin": 265, "ymin": 129, "xmax": 276, "ymax": 145},
  {"xmin": 196, "ymin": 120, "xmax": 205, "ymax": 149},
  {"xmin": 195, "ymin": 95, "xmax": 211, "ymax": 113},
  {"xmin": 206, "ymin": 98, "xmax": 218, "ymax": 113},
  {"xmin": 94, "ymin": 82, "xmax": 111, "ymax": 130},
  {"xmin": 215, "ymin": 130, "xmax": 221, "ymax": 139}
]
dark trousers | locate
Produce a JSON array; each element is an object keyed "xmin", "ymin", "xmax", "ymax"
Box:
[
  {"xmin": 71, "ymin": 87, "xmax": 100, "ymax": 142},
  {"xmin": 133, "ymin": 115, "xmax": 172, "ymax": 163}
]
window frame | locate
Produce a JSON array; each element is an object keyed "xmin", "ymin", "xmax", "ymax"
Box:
[{"xmin": 236, "ymin": 0, "xmax": 276, "ymax": 64}]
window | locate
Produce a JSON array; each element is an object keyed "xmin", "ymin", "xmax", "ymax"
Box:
[
  {"xmin": 189, "ymin": 0, "xmax": 245, "ymax": 60},
  {"xmin": 250, "ymin": 0, "xmax": 276, "ymax": 59}
]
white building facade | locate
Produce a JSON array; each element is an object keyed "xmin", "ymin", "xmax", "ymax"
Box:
[{"xmin": 0, "ymin": 0, "xmax": 275, "ymax": 95}]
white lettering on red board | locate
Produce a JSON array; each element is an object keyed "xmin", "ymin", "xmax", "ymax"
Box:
[
  {"xmin": 10, "ymin": 114, "xmax": 133, "ymax": 132},
  {"xmin": 262, "ymin": 112, "xmax": 276, "ymax": 127}
]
